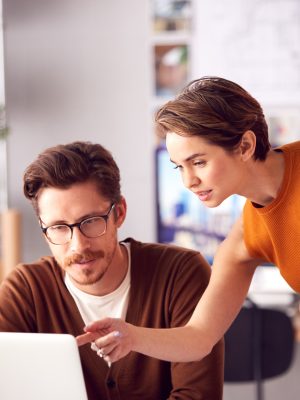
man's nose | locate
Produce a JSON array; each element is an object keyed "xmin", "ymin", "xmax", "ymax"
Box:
[{"xmin": 69, "ymin": 227, "xmax": 91, "ymax": 252}]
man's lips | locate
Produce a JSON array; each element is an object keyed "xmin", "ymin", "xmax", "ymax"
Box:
[
  {"xmin": 76, "ymin": 258, "xmax": 95, "ymax": 264},
  {"xmin": 71, "ymin": 259, "xmax": 96, "ymax": 269},
  {"xmin": 64, "ymin": 250, "xmax": 104, "ymax": 268},
  {"xmin": 74, "ymin": 258, "xmax": 95, "ymax": 265}
]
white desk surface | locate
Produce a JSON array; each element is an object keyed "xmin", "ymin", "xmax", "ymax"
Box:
[{"xmin": 247, "ymin": 265, "xmax": 297, "ymax": 308}]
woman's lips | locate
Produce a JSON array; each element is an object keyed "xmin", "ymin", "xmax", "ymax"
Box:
[{"xmin": 196, "ymin": 190, "xmax": 212, "ymax": 201}]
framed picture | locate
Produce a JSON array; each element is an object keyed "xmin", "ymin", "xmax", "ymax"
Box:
[
  {"xmin": 154, "ymin": 44, "xmax": 189, "ymax": 97},
  {"xmin": 152, "ymin": 0, "xmax": 192, "ymax": 33}
]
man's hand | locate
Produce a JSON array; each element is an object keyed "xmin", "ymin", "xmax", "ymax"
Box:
[{"xmin": 76, "ymin": 317, "xmax": 134, "ymax": 364}]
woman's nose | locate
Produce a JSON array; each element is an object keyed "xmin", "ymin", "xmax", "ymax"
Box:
[{"xmin": 182, "ymin": 169, "xmax": 200, "ymax": 189}]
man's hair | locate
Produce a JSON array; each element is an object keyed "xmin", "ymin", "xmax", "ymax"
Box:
[
  {"xmin": 24, "ymin": 141, "xmax": 122, "ymax": 214},
  {"xmin": 155, "ymin": 76, "xmax": 271, "ymax": 160}
]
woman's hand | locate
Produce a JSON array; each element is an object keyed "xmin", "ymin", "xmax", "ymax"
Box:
[{"xmin": 76, "ymin": 317, "xmax": 135, "ymax": 364}]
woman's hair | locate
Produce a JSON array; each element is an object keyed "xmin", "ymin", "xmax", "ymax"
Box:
[
  {"xmin": 24, "ymin": 141, "xmax": 122, "ymax": 214},
  {"xmin": 155, "ymin": 76, "xmax": 271, "ymax": 160}
]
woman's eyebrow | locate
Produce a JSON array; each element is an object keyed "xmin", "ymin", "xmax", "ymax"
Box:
[{"xmin": 170, "ymin": 152, "xmax": 206, "ymax": 164}]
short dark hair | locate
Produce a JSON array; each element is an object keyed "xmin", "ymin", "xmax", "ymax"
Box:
[
  {"xmin": 155, "ymin": 76, "xmax": 271, "ymax": 160},
  {"xmin": 24, "ymin": 141, "xmax": 122, "ymax": 213}
]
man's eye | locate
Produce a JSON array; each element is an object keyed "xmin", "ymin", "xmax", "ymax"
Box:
[
  {"xmin": 50, "ymin": 225, "xmax": 68, "ymax": 232},
  {"xmin": 83, "ymin": 217, "xmax": 100, "ymax": 226},
  {"xmin": 173, "ymin": 165, "xmax": 182, "ymax": 170}
]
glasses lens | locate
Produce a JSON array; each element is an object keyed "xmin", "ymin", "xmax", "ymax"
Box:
[
  {"xmin": 46, "ymin": 225, "xmax": 72, "ymax": 245},
  {"xmin": 80, "ymin": 217, "xmax": 106, "ymax": 238}
]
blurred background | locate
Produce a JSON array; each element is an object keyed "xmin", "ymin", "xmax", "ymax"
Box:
[{"xmin": 1, "ymin": 1, "xmax": 300, "ymax": 399}]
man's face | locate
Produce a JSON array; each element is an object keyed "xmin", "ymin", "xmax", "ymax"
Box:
[{"xmin": 38, "ymin": 180, "xmax": 126, "ymax": 295}]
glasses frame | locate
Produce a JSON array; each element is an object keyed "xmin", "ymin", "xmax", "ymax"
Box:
[{"xmin": 40, "ymin": 203, "xmax": 115, "ymax": 245}]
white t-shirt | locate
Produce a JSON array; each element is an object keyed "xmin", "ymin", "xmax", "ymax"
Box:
[{"xmin": 65, "ymin": 242, "xmax": 131, "ymax": 325}]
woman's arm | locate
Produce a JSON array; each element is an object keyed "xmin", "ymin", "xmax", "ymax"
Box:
[{"xmin": 77, "ymin": 217, "xmax": 261, "ymax": 362}]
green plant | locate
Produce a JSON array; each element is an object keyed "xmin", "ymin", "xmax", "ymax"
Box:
[{"xmin": 0, "ymin": 104, "xmax": 9, "ymax": 139}]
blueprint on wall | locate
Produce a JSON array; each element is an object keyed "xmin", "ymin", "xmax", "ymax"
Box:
[{"xmin": 192, "ymin": 0, "xmax": 300, "ymax": 106}]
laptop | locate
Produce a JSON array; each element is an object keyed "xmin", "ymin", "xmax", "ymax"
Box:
[{"xmin": 0, "ymin": 332, "xmax": 88, "ymax": 400}]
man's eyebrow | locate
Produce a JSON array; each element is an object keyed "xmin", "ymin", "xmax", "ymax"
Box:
[
  {"xmin": 41, "ymin": 212, "xmax": 100, "ymax": 226},
  {"xmin": 170, "ymin": 153, "xmax": 206, "ymax": 164}
]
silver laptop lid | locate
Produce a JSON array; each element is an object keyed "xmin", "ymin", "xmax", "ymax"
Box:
[{"xmin": 0, "ymin": 332, "xmax": 88, "ymax": 400}]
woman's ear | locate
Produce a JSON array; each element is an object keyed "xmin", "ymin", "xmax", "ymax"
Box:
[
  {"xmin": 239, "ymin": 130, "xmax": 256, "ymax": 161},
  {"xmin": 115, "ymin": 196, "xmax": 127, "ymax": 228}
]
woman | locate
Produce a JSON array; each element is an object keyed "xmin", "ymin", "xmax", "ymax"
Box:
[{"xmin": 77, "ymin": 76, "xmax": 300, "ymax": 363}]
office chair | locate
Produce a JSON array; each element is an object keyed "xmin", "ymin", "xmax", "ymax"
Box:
[{"xmin": 224, "ymin": 298, "xmax": 295, "ymax": 400}]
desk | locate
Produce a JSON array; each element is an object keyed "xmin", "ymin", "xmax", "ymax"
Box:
[
  {"xmin": 247, "ymin": 266, "xmax": 300, "ymax": 341},
  {"xmin": 248, "ymin": 266, "xmax": 297, "ymax": 307}
]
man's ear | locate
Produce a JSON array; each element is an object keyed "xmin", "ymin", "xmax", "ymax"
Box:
[
  {"xmin": 239, "ymin": 130, "xmax": 256, "ymax": 161},
  {"xmin": 115, "ymin": 196, "xmax": 127, "ymax": 228}
]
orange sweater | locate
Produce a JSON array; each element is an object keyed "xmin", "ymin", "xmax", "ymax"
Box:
[{"xmin": 243, "ymin": 141, "xmax": 300, "ymax": 293}]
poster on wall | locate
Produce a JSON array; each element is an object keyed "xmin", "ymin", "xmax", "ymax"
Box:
[
  {"xmin": 192, "ymin": 0, "xmax": 300, "ymax": 106},
  {"xmin": 191, "ymin": 0, "xmax": 300, "ymax": 145}
]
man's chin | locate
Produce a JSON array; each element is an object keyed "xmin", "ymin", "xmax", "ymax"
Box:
[{"xmin": 68, "ymin": 269, "xmax": 104, "ymax": 287}]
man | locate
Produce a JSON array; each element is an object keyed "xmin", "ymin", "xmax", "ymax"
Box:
[{"xmin": 0, "ymin": 141, "xmax": 223, "ymax": 400}]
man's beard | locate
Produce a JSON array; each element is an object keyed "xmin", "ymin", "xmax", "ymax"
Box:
[
  {"xmin": 62, "ymin": 249, "xmax": 106, "ymax": 286},
  {"xmin": 63, "ymin": 249, "xmax": 105, "ymax": 268}
]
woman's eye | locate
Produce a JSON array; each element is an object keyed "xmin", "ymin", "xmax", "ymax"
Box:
[
  {"xmin": 173, "ymin": 164, "xmax": 182, "ymax": 170},
  {"xmin": 194, "ymin": 160, "xmax": 206, "ymax": 167}
]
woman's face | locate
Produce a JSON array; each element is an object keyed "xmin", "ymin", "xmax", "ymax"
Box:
[{"xmin": 166, "ymin": 132, "xmax": 245, "ymax": 208}]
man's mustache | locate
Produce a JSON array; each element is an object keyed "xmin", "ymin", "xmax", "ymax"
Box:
[{"xmin": 64, "ymin": 250, "xmax": 105, "ymax": 267}]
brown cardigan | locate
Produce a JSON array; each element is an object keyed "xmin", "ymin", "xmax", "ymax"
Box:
[{"xmin": 0, "ymin": 238, "xmax": 224, "ymax": 400}]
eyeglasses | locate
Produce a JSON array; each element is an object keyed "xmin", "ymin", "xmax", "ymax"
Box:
[{"xmin": 40, "ymin": 203, "xmax": 115, "ymax": 245}]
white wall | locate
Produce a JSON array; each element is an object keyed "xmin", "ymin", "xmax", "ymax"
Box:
[
  {"xmin": 3, "ymin": 0, "xmax": 155, "ymax": 262},
  {"xmin": 0, "ymin": 1, "xmax": 4, "ymax": 104}
]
